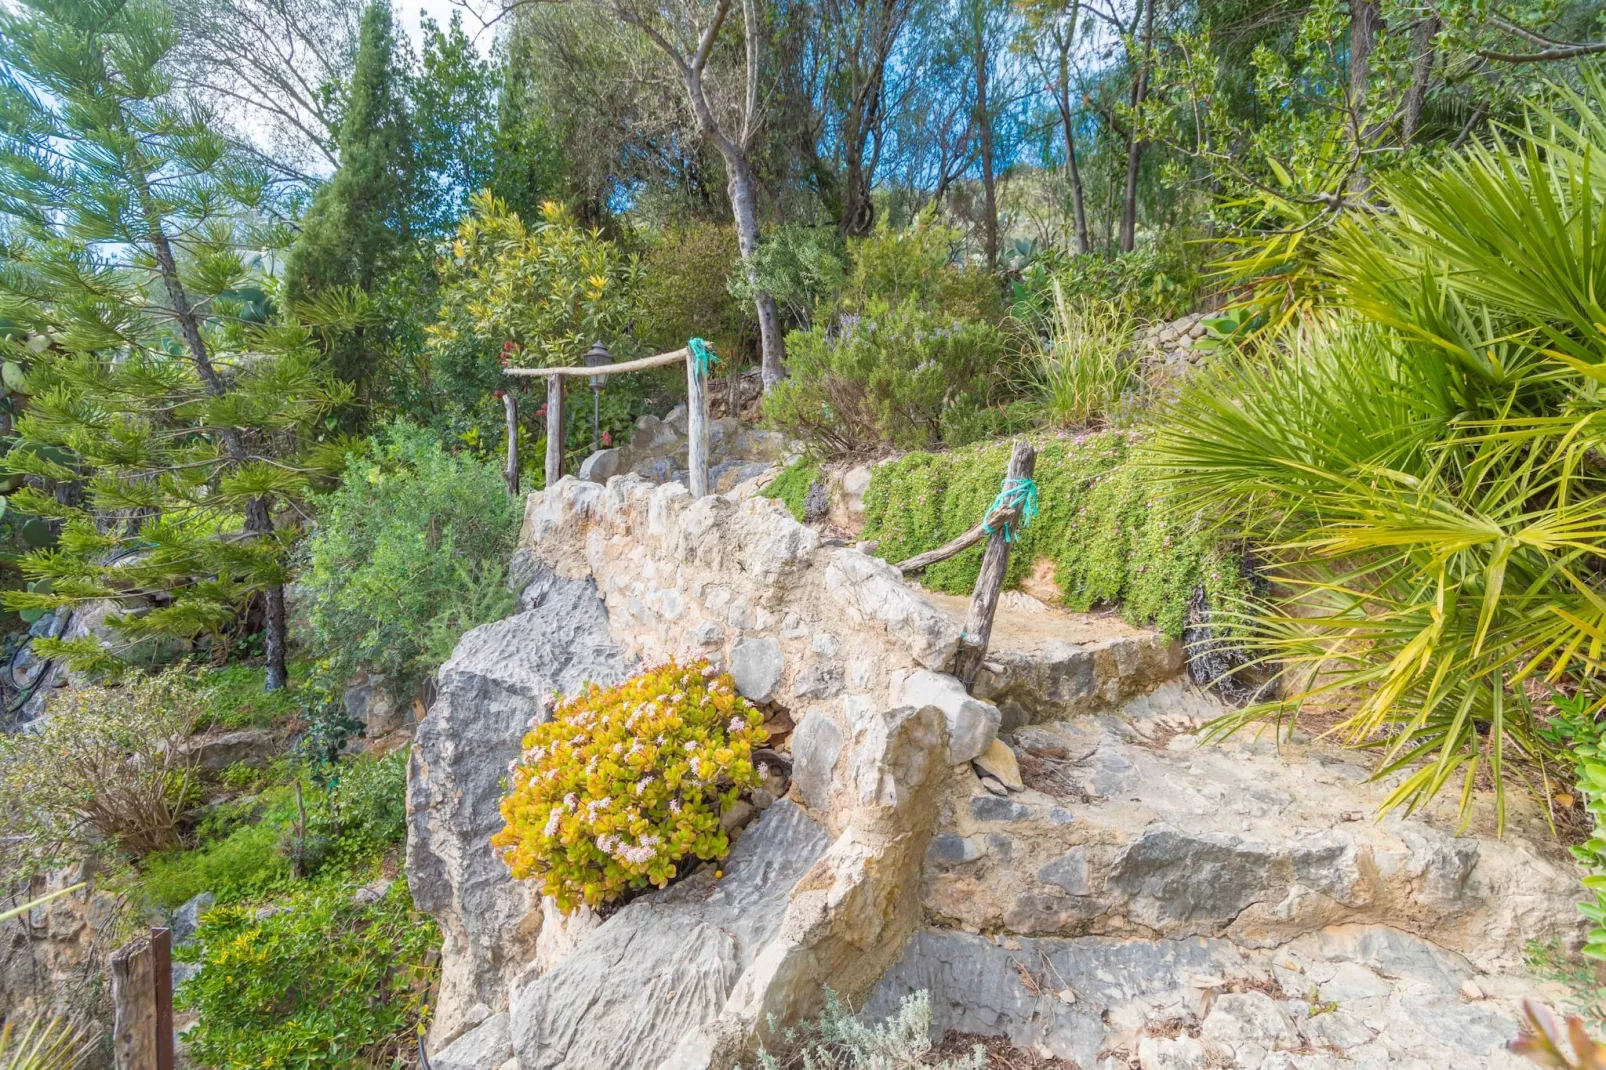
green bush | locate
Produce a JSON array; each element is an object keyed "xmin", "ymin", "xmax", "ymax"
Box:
[
  {"xmin": 0, "ymin": 671, "xmax": 204, "ymax": 872},
  {"xmin": 299, "ymin": 422, "xmax": 520, "ymax": 694},
  {"xmin": 175, "ymin": 878, "xmax": 438, "ymax": 1068},
  {"xmin": 760, "ymin": 217, "xmax": 1020, "ymax": 458},
  {"xmin": 1013, "ymin": 238, "xmax": 1203, "ymax": 328},
  {"xmin": 862, "ymin": 433, "xmax": 1246, "ymax": 637},
  {"xmin": 637, "ymin": 220, "xmax": 749, "ymax": 357},
  {"xmin": 763, "ymin": 302, "xmax": 1016, "ymax": 457}
]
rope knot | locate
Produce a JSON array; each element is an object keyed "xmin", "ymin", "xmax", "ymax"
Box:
[
  {"xmin": 688, "ymin": 337, "xmax": 717, "ymax": 379},
  {"xmin": 981, "ymin": 476, "xmax": 1039, "ymax": 543}
]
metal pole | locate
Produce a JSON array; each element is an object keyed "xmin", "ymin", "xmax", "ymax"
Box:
[
  {"xmin": 593, "ymin": 389, "xmax": 601, "ymax": 454},
  {"xmin": 152, "ymin": 927, "xmax": 174, "ymax": 1070}
]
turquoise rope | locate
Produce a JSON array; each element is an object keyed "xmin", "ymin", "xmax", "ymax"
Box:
[
  {"xmin": 981, "ymin": 476, "xmax": 1039, "ymax": 543},
  {"xmin": 688, "ymin": 337, "xmax": 717, "ymax": 379}
]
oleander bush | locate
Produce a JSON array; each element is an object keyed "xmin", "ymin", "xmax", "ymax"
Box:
[{"xmin": 493, "ymin": 659, "xmax": 769, "ymax": 913}]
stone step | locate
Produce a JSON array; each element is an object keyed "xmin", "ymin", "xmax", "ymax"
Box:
[
  {"xmin": 919, "ymin": 679, "xmax": 1578, "ymax": 984},
  {"xmin": 914, "ymin": 589, "xmax": 1185, "ymax": 728},
  {"xmin": 866, "ymin": 924, "xmax": 1542, "ymax": 1070},
  {"xmin": 884, "ymin": 679, "xmax": 1584, "ymax": 1068}
]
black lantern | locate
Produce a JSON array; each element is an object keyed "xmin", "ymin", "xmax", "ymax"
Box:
[{"xmin": 584, "ymin": 340, "xmax": 612, "ymax": 452}]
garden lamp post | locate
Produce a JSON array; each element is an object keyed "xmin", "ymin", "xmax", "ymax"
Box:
[{"xmin": 584, "ymin": 341, "xmax": 612, "ymax": 453}]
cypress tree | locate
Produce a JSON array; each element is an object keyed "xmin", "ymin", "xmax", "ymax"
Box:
[
  {"xmin": 0, "ymin": 0, "xmax": 346, "ymax": 691},
  {"xmin": 282, "ymin": 0, "xmax": 415, "ymax": 407}
]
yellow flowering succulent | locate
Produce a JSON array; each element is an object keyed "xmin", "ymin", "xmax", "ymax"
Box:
[{"xmin": 492, "ymin": 659, "xmax": 769, "ymax": 914}]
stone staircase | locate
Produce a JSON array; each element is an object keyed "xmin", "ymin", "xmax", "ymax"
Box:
[{"xmin": 867, "ymin": 598, "xmax": 1582, "ymax": 1070}]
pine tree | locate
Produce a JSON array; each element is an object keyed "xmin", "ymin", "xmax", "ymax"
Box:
[
  {"xmin": 282, "ymin": 1, "xmax": 416, "ymax": 410},
  {"xmin": 0, "ymin": 0, "xmax": 347, "ymax": 691}
]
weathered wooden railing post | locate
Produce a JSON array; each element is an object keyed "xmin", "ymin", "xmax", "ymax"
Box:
[
  {"xmin": 544, "ymin": 374, "xmax": 564, "ymax": 488},
  {"xmin": 504, "ymin": 343, "xmax": 713, "ymax": 499},
  {"xmin": 685, "ymin": 344, "xmax": 710, "ymax": 498},
  {"xmin": 502, "ymin": 391, "xmax": 519, "ymax": 495},
  {"xmin": 952, "ymin": 440, "xmax": 1037, "ymax": 687},
  {"xmin": 111, "ymin": 927, "xmax": 175, "ymax": 1070}
]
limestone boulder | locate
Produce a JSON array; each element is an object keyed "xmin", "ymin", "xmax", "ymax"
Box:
[
  {"xmin": 407, "ymin": 570, "xmax": 636, "ymax": 1046},
  {"xmin": 507, "ymin": 801, "xmax": 830, "ymax": 1070}
]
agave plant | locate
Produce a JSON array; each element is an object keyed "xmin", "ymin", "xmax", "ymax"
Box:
[
  {"xmin": 1144, "ymin": 74, "xmax": 1606, "ymax": 828},
  {"xmin": 0, "ymin": 1017, "xmax": 95, "ymax": 1070}
]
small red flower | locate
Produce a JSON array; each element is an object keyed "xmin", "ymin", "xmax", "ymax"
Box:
[
  {"xmin": 493, "ymin": 389, "xmax": 506, "ymax": 400},
  {"xmin": 601, "ymin": 430, "xmax": 612, "ymax": 447}
]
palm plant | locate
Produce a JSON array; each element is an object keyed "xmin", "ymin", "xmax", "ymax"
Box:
[{"xmin": 1144, "ymin": 75, "xmax": 1606, "ymax": 828}]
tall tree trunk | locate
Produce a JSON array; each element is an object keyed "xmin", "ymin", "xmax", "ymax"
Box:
[
  {"xmin": 974, "ymin": 24, "xmax": 998, "ymax": 270},
  {"xmin": 1349, "ymin": 0, "xmax": 1379, "ymax": 129},
  {"xmin": 723, "ymin": 148, "xmax": 787, "ymax": 388},
  {"xmin": 1401, "ymin": 17, "xmax": 1439, "ymax": 144},
  {"xmin": 1057, "ymin": 64, "xmax": 1091, "ymax": 254},
  {"xmin": 1119, "ymin": 0, "xmax": 1154, "ymax": 253}
]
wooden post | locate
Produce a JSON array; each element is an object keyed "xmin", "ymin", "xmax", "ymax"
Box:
[
  {"xmin": 685, "ymin": 351, "xmax": 710, "ymax": 498},
  {"xmin": 544, "ymin": 375, "xmax": 565, "ymax": 488},
  {"xmin": 952, "ymin": 440, "xmax": 1037, "ymax": 688},
  {"xmin": 502, "ymin": 391, "xmax": 519, "ymax": 495},
  {"xmin": 111, "ymin": 928, "xmax": 175, "ymax": 1070}
]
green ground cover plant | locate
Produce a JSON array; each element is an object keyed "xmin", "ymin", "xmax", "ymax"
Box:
[
  {"xmin": 763, "ymin": 459, "xmax": 823, "ymax": 522},
  {"xmin": 175, "ymin": 877, "xmax": 438, "ymax": 1068},
  {"xmin": 862, "ymin": 433, "xmax": 1247, "ymax": 637}
]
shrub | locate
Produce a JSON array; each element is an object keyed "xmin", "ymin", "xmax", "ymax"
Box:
[
  {"xmin": 175, "ymin": 878, "xmax": 438, "ymax": 1068},
  {"xmin": 728, "ymin": 224, "xmax": 848, "ymax": 327},
  {"xmin": 862, "ymin": 433, "xmax": 1247, "ymax": 637},
  {"xmin": 762, "ymin": 302, "xmax": 1016, "ymax": 457},
  {"xmin": 493, "ymin": 659, "xmax": 769, "ymax": 913},
  {"xmin": 753, "ymin": 990, "xmax": 983, "ymax": 1070},
  {"xmin": 0, "ymin": 670, "xmax": 202, "ymax": 871},
  {"xmin": 299, "ymin": 422, "xmax": 520, "ymax": 694},
  {"xmin": 428, "ymin": 191, "xmax": 641, "ymax": 371},
  {"xmin": 1032, "ymin": 285, "xmax": 1139, "ymax": 429},
  {"xmin": 637, "ymin": 220, "xmax": 749, "ymax": 357}
]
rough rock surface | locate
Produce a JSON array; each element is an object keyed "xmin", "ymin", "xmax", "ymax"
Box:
[
  {"xmin": 508, "ymin": 801, "xmax": 830, "ymax": 1069},
  {"xmin": 412, "ymin": 470, "xmax": 1578, "ymax": 1070},
  {"xmin": 921, "ymin": 681, "xmax": 1578, "ymax": 967},
  {"xmin": 407, "ymin": 570, "xmax": 636, "ymax": 1045},
  {"xmin": 867, "ymin": 924, "xmax": 1550, "ymax": 1070}
]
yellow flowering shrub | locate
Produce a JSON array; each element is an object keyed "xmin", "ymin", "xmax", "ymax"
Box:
[{"xmin": 492, "ymin": 659, "xmax": 769, "ymax": 913}]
